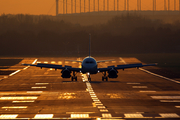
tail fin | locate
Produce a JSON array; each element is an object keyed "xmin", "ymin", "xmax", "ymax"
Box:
[{"xmin": 89, "ymin": 33, "xmax": 91, "ymax": 57}]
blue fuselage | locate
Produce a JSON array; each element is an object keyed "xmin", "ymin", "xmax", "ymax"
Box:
[{"xmin": 81, "ymin": 57, "xmax": 98, "ymax": 74}]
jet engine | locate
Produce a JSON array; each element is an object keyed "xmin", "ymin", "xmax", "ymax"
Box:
[
  {"xmin": 108, "ymin": 68, "xmax": 118, "ymax": 78},
  {"xmin": 61, "ymin": 69, "xmax": 71, "ymax": 78}
]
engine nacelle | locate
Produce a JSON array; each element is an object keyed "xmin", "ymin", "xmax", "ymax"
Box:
[
  {"xmin": 61, "ymin": 69, "xmax": 71, "ymax": 78},
  {"xmin": 108, "ymin": 68, "xmax": 118, "ymax": 78}
]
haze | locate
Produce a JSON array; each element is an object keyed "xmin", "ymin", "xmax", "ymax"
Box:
[{"xmin": 0, "ymin": 0, "xmax": 179, "ymax": 15}]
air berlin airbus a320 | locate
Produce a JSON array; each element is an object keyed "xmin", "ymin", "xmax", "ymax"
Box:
[{"xmin": 23, "ymin": 34, "xmax": 156, "ymax": 81}]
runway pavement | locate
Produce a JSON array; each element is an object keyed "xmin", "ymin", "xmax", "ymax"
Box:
[{"xmin": 0, "ymin": 57, "xmax": 180, "ymax": 120}]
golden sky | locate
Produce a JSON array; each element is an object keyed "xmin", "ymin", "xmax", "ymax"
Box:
[{"xmin": 0, "ymin": 0, "xmax": 179, "ymax": 16}]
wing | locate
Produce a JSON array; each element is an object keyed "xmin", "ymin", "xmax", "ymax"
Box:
[
  {"xmin": 22, "ymin": 63, "xmax": 81, "ymax": 72},
  {"xmin": 98, "ymin": 63, "xmax": 157, "ymax": 72},
  {"xmin": 97, "ymin": 60, "xmax": 115, "ymax": 63}
]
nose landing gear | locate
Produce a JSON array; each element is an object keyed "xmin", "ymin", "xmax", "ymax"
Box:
[
  {"xmin": 88, "ymin": 73, "xmax": 91, "ymax": 81},
  {"xmin": 102, "ymin": 72, "xmax": 108, "ymax": 81}
]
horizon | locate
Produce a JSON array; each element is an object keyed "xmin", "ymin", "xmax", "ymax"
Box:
[{"xmin": 0, "ymin": 0, "xmax": 179, "ymax": 16}]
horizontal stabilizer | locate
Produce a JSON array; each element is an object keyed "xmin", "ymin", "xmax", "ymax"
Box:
[
  {"xmin": 65, "ymin": 60, "xmax": 82, "ymax": 62},
  {"xmin": 97, "ymin": 60, "xmax": 115, "ymax": 63}
]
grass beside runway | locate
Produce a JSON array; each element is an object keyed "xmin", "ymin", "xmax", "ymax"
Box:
[
  {"xmin": 128, "ymin": 53, "xmax": 180, "ymax": 74},
  {"xmin": 0, "ymin": 59, "xmax": 22, "ymax": 69}
]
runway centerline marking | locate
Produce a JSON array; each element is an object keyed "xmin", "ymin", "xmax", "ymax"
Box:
[{"xmin": 81, "ymin": 72, "xmax": 112, "ymax": 117}]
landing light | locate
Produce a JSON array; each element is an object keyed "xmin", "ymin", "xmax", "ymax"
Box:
[{"xmin": 98, "ymin": 70, "xmax": 100, "ymax": 73}]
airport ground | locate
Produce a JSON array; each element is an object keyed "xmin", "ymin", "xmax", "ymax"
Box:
[{"xmin": 0, "ymin": 56, "xmax": 180, "ymax": 119}]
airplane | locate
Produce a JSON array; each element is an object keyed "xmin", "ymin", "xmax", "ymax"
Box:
[{"xmin": 23, "ymin": 34, "xmax": 157, "ymax": 81}]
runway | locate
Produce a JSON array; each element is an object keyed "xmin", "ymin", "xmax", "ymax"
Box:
[{"xmin": 0, "ymin": 57, "xmax": 180, "ymax": 119}]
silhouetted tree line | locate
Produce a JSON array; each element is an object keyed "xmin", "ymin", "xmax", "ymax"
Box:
[{"xmin": 0, "ymin": 14, "xmax": 180, "ymax": 56}]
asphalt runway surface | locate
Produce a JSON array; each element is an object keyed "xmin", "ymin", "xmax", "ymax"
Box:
[{"xmin": 0, "ymin": 57, "xmax": 180, "ymax": 120}]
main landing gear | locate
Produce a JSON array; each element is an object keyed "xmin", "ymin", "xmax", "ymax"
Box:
[
  {"xmin": 71, "ymin": 71, "xmax": 77, "ymax": 81},
  {"xmin": 102, "ymin": 72, "xmax": 108, "ymax": 81}
]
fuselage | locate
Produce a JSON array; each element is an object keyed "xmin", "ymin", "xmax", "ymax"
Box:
[{"xmin": 81, "ymin": 56, "xmax": 98, "ymax": 74}]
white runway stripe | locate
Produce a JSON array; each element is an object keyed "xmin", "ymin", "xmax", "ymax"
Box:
[
  {"xmin": 31, "ymin": 86, "xmax": 46, "ymax": 89},
  {"xmin": 151, "ymin": 96, "xmax": 180, "ymax": 99},
  {"xmin": 102, "ymin": 113, "xmax": 112, "ymax": 118},
  {"xmin": 139, "ymin": 68, "xmax": 180, "ymax": 84},
  {"xmin": 0, "ymin": 114, "xmax": 18, "ymax": 119},
  {"xmin": 124, "ymin": 113, "xmax": 144, "ymax": 118},
  {"xmin": 9, "ymin": 70, "xmax": 21, "ymax": 76},
  {"xmin": 34, "ymin": 114, "xmax": 54, "ymax": 118},
  {"xmin": 71, "ymin": 114, "xmax": 89, "ymax": 118},
  {"xmin": 0, "ymin": 96, "xmax": 38, "ymax": 100},
  {"xmin": 100, "ymin": 109, "xmax": 108, "ymax": 112},
  {"xmin": 159, "ymin": 113, "xmax": 180, "ymax": 118},
  {"xmin": 32, "ymin": 59, "xmax": 38, "ymax": 64}
]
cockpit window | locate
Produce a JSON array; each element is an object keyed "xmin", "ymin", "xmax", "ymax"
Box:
[{"xmin": 86, "ymin": 61, "xmax": 94, "ymax": 64}]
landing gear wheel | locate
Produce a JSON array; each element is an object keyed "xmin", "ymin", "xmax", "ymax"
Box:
[
  {"xmin": 71, "ymin": 77, "xmax": 74, "ymax": 81},
  {"xmin": 102, "ymin": 77, "xmax": 104, "ymax": 81},
  {"xmin": 105, "ymin": 77, "xmax": 108, "ymax": 81},
  {"xmin": 88, "ymin": 77, "xmax": 91, "ymax": 81}
]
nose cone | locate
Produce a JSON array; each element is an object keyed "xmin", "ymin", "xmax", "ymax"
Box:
[
  {"xmin": 82, "ymin": 57, "xmax": 97, "ymax": 74},
  {"xmin": 82, "ymin": 64, "xmax": 97, "ymax": 74}
]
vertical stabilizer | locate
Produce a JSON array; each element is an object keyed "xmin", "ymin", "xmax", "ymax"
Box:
[{"xmin": 89, "ymin": 34, "xmax": 91, "ymax": 57}]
